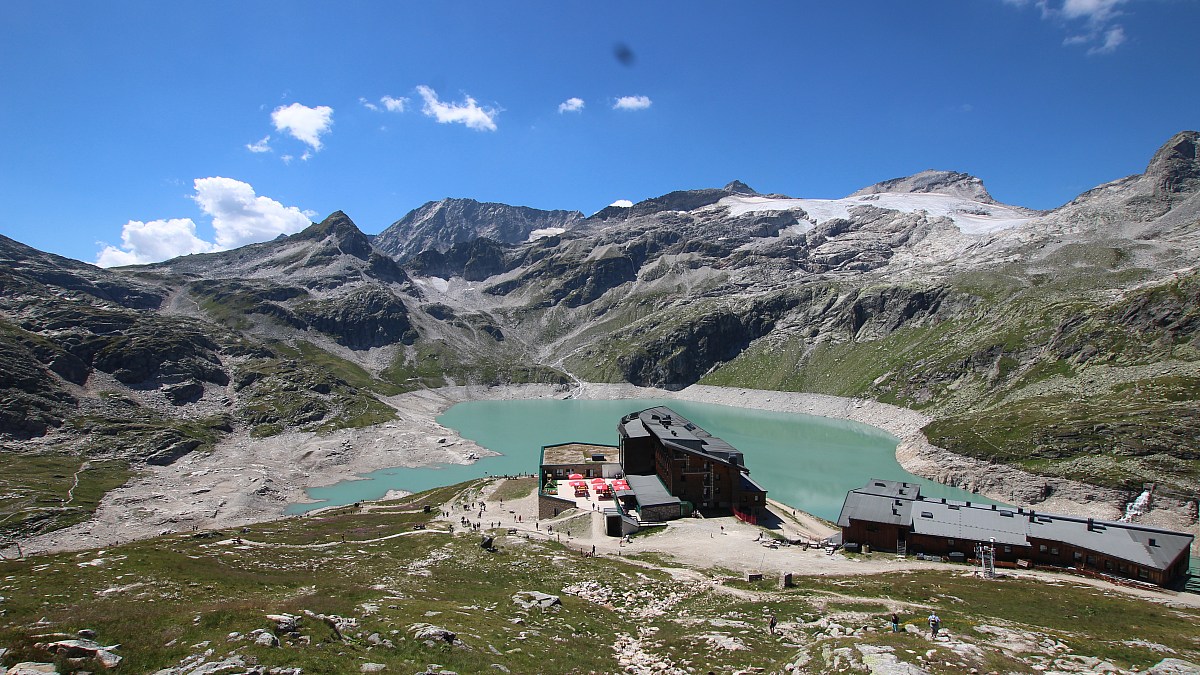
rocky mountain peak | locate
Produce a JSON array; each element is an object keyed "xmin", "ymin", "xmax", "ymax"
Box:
[
  {"xmin": 723, "ymin": 180, "xmax": 759, "ymax": 195},
  {"xmin": 1145, "ymin": 130, "xmax": 1200, "ymax": 195},
  {"xmin": 295, "ymin": 211, "xmax": 372, "ymax": 259},
  {"xmin": 851, "ymin": 169, "xmax": 995, "ymax": 204},
  {"xmin": 373, "ymin": 198, "xmax": 583, "ymax": 261}
]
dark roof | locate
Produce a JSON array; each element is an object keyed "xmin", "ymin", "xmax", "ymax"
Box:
[
  {"xmin": 839, "ymin": 479, "xmax": 1194, "ymax": 571},
  {"xmin": 621, "ymin": 406, "xmax": 746, "ymax": 467},
  {"xmin": 739, "ymin": 473, "xmax": 767, "ymax": 494}
]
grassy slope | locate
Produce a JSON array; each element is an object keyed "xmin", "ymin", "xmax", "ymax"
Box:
[
  {"xmin": 698, "ymin": 266, "xmax": 1200, "ymax": 493},
  {"xmin": 0, "ymin": 481, "xmax": 1195, "ymax": 674}
]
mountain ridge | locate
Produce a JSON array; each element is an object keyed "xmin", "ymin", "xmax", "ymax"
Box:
[{"xmin": 2, "ymin": 130, "xmax": 1200, "ymax": 547}]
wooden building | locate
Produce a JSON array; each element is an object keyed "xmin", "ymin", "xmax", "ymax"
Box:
[
  {"xmin": 618, "ymin": 406, "xmax": 767, "ymax": 522},
  {"xmin": 837, "ymin": 479, "xmax": 1194, "ymax": 587}
]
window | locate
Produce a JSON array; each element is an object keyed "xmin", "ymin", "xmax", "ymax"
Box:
[
  {"xmin": 1138, "ymin": 569, "xmax": 1150, "ymax": 580},
  {"xmin": 1004, "ymin": 546, "xmax": 1012, "ymax": 553},
  {"xmin": 1051, "ymin": 548, "xmax": 1059, "ymax": 556},
  {"xmin": 1073, "ymin": 552, "xmax": 1082, "ymax": 561},
  {"xmin": 920, "ymin": 511, "xmax": 933, "ymax": 519},
  {"xmin": 1039, "ymin": 544, "xmax": 1048, "ymax": 553},
  {"xmin": 947, "ymin": 539, "xmax": 955, "ymax": 546}
]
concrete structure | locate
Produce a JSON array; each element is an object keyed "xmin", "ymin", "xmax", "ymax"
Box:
[
  {"xmin": 618, "ymin": 406, "xmax": 767, "ymax": 523},
  {"xmin": 837, "ymin": 479, "xmax": 1194, "ymax": 587}
]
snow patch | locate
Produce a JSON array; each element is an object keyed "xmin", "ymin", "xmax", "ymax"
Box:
[
  {"xmin": 413, "ymin": 277, "xmax": 450, "ymax": 292},
  {"xmin": 719, "ymin": 192, "xmax": 1035, "ymax": 235},
  {"xmin": 608, "ymin": 199, "xmax": 633, "ymax": 208},
  {"xmin": 528, "ymin": 227, "xmax": 566, "ymax": 241}
]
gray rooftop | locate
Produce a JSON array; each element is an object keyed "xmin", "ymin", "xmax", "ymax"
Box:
[
  {"xmin": 840, "ymin": 479, "xmax": 1194, "ymax": 571},
  {"xmin": 624, "ymin": 474, "xmax": 681, "ymax": 508},
  {"xmin": 625, "ymin": 406, "xmax": 746, "ymax": 466}
]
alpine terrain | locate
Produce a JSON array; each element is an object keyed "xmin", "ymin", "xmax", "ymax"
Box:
[{"xmin": 2, "ymin": 131, "xmax": 1199, "ymax": 548}]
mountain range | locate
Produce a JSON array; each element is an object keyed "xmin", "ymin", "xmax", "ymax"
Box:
[{"xmin": 2, "ymin": 130, "xmax": 1198, "ymax": 542}]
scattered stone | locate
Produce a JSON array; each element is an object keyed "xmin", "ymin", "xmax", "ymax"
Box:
[{"xmin": 360, "ymin": 664, "xmax": 386, "ymax": 673}]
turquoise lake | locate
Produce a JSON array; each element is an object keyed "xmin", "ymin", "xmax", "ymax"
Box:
[{"xmin": 289, "ymin": 398, "xmax": 1003, "ymax": 521}]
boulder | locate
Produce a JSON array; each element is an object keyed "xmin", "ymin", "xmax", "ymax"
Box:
[
  {"xmin": 360, "ymin": 664, "xmax": 387, "ymax": 673},
  {"xmin": 41, "ymin": 638, "xmax": 122, "ymax": 668},
  {"xmin": 254, "ymin": 632, "xmax": 279, "ymax": 647},
  {"xmin": 408, "ymin": 622, "xmax": 458, "ymax": 644},
  {"xmin": 8, "ymin": 665, "xmax": 58, "ymax": 675},
  {"xmin": 1148, "ymin": 658, "xmax": 1200, "ymax": 674},
  {"xmin": 511, "ymin": 591, "xmax": 561, "ymax": 610},
  {"xmin": 265, "ymin": 613, "xmax": 299, "ymax": 632}
]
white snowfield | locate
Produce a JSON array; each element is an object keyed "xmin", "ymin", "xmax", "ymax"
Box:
[{"xmin": 719, "ymin": 192, "xmax": 1037, "ymax": 235}]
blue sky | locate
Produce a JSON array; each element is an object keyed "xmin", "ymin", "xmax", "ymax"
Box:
[{"xmin": 1, "ymin": 1, "xmax": 1197, "ymax": 265}]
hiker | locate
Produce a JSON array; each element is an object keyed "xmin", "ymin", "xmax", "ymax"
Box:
[
  {"xmin": 768, "ymin": 614, "xmax": 777, "ymax": 635},
  {"xmin": 890, "ymin": 612, "xmax": 900, "ymax": 633},
  {"xmin": 928, "ymin": 612, "xmax": 941, "ymax": 638}
]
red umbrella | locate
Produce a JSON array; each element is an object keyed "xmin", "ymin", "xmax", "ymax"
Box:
[
  {"xmin": 569, "ymin": 473, "xmax": 584, "ymax": 480},
  {"xmin": 590, "ymin": 477, "xmax": 606, "ymax": 484}
]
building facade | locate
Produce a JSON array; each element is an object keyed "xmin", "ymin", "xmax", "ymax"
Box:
[
  {"xmin": 618, "ymin": 406, "xmax": 767, "ymax": 522},
  {"xmin": 837, "ymin": 479, "xmax": 1194, "ymax": 587}
]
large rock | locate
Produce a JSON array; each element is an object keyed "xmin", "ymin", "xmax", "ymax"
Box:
[
  {"xmin": 511, "ymin": 591, "xmax": 562, "ymax": 610},
  {"xmin": 408, "ymin": 622, "xmax": 458, "ymax": 644}
]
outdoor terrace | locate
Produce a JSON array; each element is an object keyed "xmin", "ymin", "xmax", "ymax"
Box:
[{"xmin": 541, "ymin": 442, "xmax": 617, "ymax": 466}]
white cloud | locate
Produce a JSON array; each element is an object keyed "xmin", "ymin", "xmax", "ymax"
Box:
[
  {"xmin": 192, "ymin": 177, "xmax": 312, "ymax": 249},
  {"xmin": 609, "ymin": 199, "xmax": 634, "ymax": 208},
  {"xmin": 1088, "ymin": 24, "xmax": 1126, "ymax": 54},
  {"xmin": 95, "ymin": 218, "xmax": 216, "ymax": 267},
  {"xmin": 1004, "ymin": 0, "xmax": 1130, "ymax": 54},
  {"xmin": 359, "ymin": 97, "xmax": 380, "ymax": 112},
  {"xmin": 1062, "ymin": 0, "xmax": 1125, "ymax": 22},
  {"xmin": 416, "ymin": 85, "xmax": 499, "ymax": 131},
  {"xmin": 558, "ymin": 97, "xmax": 585, "ymax": 113},
  {"xmin": 613, "ymin": 95, "xmax": 652, "ymax": 111},
  {"xmin": 96, "ymin": 178, "xmax": 314, "ymax": 266},
  {"xmin": 245, "ymin": 135, "xmax": 272, "ymax": 153},
  {"xmin": 271, "ymin": 102, "xmax": 334, "ymax": 150},
  {"xmin": 382, "ymin": 95, "xmax": 408, "ymax": 112}
]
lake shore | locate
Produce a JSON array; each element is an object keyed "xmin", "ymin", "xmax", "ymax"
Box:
[{"xmin": 8, "ymin": 381, "xmax": 1195, "ymax": 558}]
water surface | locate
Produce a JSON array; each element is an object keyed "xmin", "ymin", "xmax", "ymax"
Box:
[{"xmin": 291, "ymin": 398, "xmax": 1000, "ymax": 520}]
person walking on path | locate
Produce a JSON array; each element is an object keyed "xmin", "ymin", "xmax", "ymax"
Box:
[
  {"xmin": 890, "ymin": 612, "xmax": 900, "ymax": 633},
  {"xmin": 768, "ymin": 614, "xmax": 777, "ymax": 635},
  {"xmin": 927, "ymin": 612, "xmax": 941, "ymax": 638}
]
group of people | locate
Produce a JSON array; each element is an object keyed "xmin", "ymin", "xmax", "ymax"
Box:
[{"xmin": 884, "ymin": 612, "xmax": 941, "ymax": 637}]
